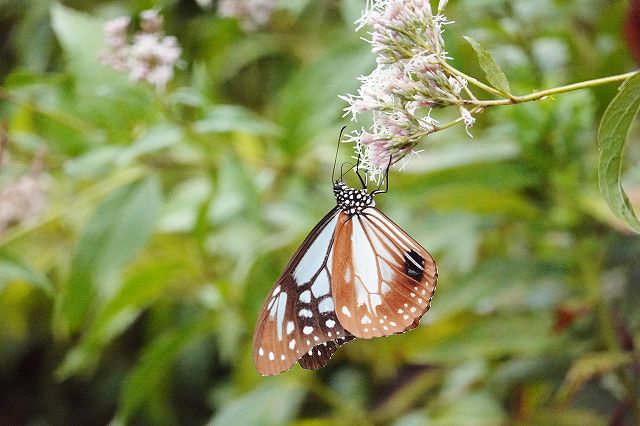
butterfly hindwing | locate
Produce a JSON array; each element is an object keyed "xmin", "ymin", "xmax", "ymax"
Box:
[
  {"xmin": 253, "ymin": 208, "xmax": 352, "ymax": 376},
  {"xmin": 330, "ymin": 207, "xmax": 437, "ymax": 339},
  {"xmin": 298, "ymin": 333, "xmax": 355, "ymax": 370}
]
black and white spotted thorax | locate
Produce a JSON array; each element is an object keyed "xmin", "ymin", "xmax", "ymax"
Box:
[{"xmin": 333, "ymin": 181, "xmax": 375, "ymax": 215}]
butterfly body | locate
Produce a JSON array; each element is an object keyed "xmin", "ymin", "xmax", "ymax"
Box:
[{"xmin": 253, "ymin": 179, "xmax": 437, "ymax": 376}]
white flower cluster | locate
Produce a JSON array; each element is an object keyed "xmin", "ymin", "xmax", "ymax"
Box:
[
  {"xmin": 100, "ymin": 10, "xmax": 181, "ymax": 92},
  {"xmin": 0, "ymin": 155, "xmax": 49, "ymax": 236},
  {"xmin": 341, "ymin": 0, "xmax": 474, "ymax": 177},
  {"xmin": 217, "ymin": 0, "xmax": 276, "ymax": 32}
]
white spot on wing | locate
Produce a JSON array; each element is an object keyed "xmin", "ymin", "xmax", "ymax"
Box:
[
  {"xmin": 266, "ymin": 297, "xmax": 275, "ymax": 311},
  {"xmin": 344, "ymin": 266, "xmax": 351, "ymax": 282},
  {"xmin": 380, "ymin": 260, "xmax": 395, "ymax": 283},
  {"xmin": 303, "ymin": 326, "xmax": 314, "ymax": 335},
  {"xmin": 259, "ymin": 347, "xmax": 264, "ymax": 356},
  {"xmin": 286, "ymin": 321, "xmax": 295, "ymax": 335},
  {"xmin": 275, "ymin": 292, "xmax": 288, "ymax": 341},
  {"xmin": 361, "ymin": 315, "xmax": 372, "ymax": 324},
  {"xmin": 289, "ymin": 339, "xmax": 296, "ymax": 349},
  {"xmin": 318, "ymin": 297, "xmax": 335, "ymax": 313},
  {"xmin": 370, "ymin": 294, "xmax": 382, "ymax": 310},
  {"xmin": 342, "ymin": 306, "xmax": 352, "ymax": 317},
  {"xmin": 299, "ymin": 309, "xmax": 313, "ymax": 318},
  {"xmin": 326, "ymin": 319, "xmax": 335, "ymax": 328},
  {"xmin": 311, "ymin": 269, "xmax": 330, "ymax": 297},
  {"xmin": 293, "ymin": 214, "xmax": 339, "ymax": 285},
  {"xmin": 299, "ymin": 290, "xmax": 311, "ymax": 303},
  {"xmin": 269, "ymin": 352, "xmax": 274, "ymax": 360}
]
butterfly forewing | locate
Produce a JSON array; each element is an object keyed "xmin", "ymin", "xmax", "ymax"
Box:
[
  {"xmin": 253, "ymin": 208, "xmax": 352, "ymax": 376},
  {"xmin": 330, "ymin": 207, "xmax": 437, "ymax": 339}
]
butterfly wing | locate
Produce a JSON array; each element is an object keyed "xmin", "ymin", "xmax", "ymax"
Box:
[
  {"xmin": 253, "ymin": 208, "xmax": 353, "ymax": 376},
  {"xmin": 297, "ymin": 333, "xmax": 356, "ymax": 370},
  {"xmin": 331, "ymin": 207, "xmax": 437, "ymax": 339}
]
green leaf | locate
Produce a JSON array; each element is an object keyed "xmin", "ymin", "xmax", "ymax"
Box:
[
  {"xmin": 116, "ymin": 321, "xmax": 209, "ymax": 422},
  {"xmin": 404, "ymin": 311, "xmax": 564, "ymax": 364},
  {"xmin": 557, "ymin": 351, "xmax": 634, "ymax": 402},
  {"xmin": 117, "ymin": 123, "xmax": 183, "ymax": 166},
  {"xmin": 50, "ymin": 3, "xmax": 110, "ymax": 83},
  {"xmin": 273, "ymin": 42, "xmax": 374, "ymax": 154},
  {"xmin": 597, "ymin": 72, "xmax": 640, "ymax": 233},
  {"xmin": 0, "ymin": 252, "xmax": 53, "ymax": 296},
  {"xmin": 464, "ymin": 36, "xmax": 512, "ymax": 96},
  {"xmin": 64, "ymin": 146, "xmax": 124, "ymax": 179},
  {"xmin": 430, "ymin": 392, "xmax": 506, "ymax": 426},
  {"xmin": 56, "ymin": 262, "xmax": 180, "ymax": 379},
  {"xmin": 194, "ymin": 105, "xmax": 279, "ymax": 137},
  {"xmin": 517, "ymin": 410, "xmax": 607, "ymax": 426},
  {"xmin": 208, "ymin": 381, "xmax": 306, "ymax": 426},
  {"xmin": 57, "ymin": 177, "xmax": 162, "ymax": 335}
]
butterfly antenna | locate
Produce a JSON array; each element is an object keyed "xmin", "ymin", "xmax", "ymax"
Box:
[
  {"xmin": 340, "ymin": 161, "xmax": 356, "ymax": 181},
  {"xmin": 332, "ymin": 126, "xmax": 347, "ymax": 183}
]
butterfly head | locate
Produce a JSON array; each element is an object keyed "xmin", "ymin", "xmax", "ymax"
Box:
[{"xmin": 333, "ymin": 181, "xmax": 375, "ymax": 215}]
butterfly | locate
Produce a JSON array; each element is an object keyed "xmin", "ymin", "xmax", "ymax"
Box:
[{"xmin": 253, "ymin": 146, "xmax": 438, "ymax": 376}]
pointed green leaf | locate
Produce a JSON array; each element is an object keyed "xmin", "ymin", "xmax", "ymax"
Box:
[
  {"xmin": 50, "ymin": 3, "xmax": 110, "ymax": 83},
  {"xmin": 0, "ymin": 252, "xmax": 53, "ymax": 296},
  {"xmin": 116, "ymin": 321, "xmax": 209, "ymax": 422},
  {"xmin": 208, "ymin": 381, "xmax": 306, "ymax": 426},
  {"xmin": 56, "ymin": 262, "xmax": 180, "ymax": 379},
  {"xmin": 558, "ymin": 351, "xmax": 633, "ymax": 402},
  {"xmin": 598, "ymin": 72, "xmax": 640, "ymax": 233},
  {"xmin": 57, "ymin": 177, "xmax": 162, "ymax": 335},
  {"xmin": 464, "ymin": 36, "xmax": 512, "ymax": 96},
  {"xmin": 194, "ymin": 105, "xmax": 279, "ymax": 136}
]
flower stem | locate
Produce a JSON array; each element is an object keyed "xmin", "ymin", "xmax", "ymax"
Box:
[
  {"xmin": 439, "ymin": 60, "xmax": 506, "ymax": 97},
  {"xmin": 471, "ymin": 71, "xmax": 639, "ymax": 107}
]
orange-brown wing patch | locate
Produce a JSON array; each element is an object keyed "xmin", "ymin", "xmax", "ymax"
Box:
[{"xmin": 331, "ymin": 208, "xmax": 437, "ymax": 339}]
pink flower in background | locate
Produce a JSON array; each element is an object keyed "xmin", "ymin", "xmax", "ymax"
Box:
[
  {"xmin": 217, "ymin": 0, "xmax": 276, "ymax": 32},
  {"xmin": 100, "ymin": 16, "xmax": 130, "ymax": 72},
  {"xmin": 0, "ymin": 175, "xmax": 50, "ymax": 235},
  {"xmin": 100, "ymin": 9, "xmax": 181, "ymax": 92},
  {"xmin": 0, "ymin": 143, "xmax": 49, "ymax": 236}
]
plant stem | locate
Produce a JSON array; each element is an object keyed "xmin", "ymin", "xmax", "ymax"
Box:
[
  {"xmin": 440, "ymin": 60, "xmax": 506, "ymax": 97},
  {"xmin": 470, "ymin": 71, "xmax": 639, "ymax": 107}
]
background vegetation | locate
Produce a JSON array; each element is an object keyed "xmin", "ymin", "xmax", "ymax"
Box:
[{"xmin": 1, "ymin": 0, "xmax": 639, "ymax": 424}]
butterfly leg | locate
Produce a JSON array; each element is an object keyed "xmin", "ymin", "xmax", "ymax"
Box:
[
  {"xmin": 354, "ymin": 150, "xmax": 367, "ymax": 189},
  {"xmin": 372, "ymin": 155, "xmax": 392, "ymax": 196}
]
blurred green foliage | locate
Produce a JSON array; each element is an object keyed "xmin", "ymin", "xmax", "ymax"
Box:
[{"xmin": 0, "ymin": 0, "xmax": 639, "ymax": 424}]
